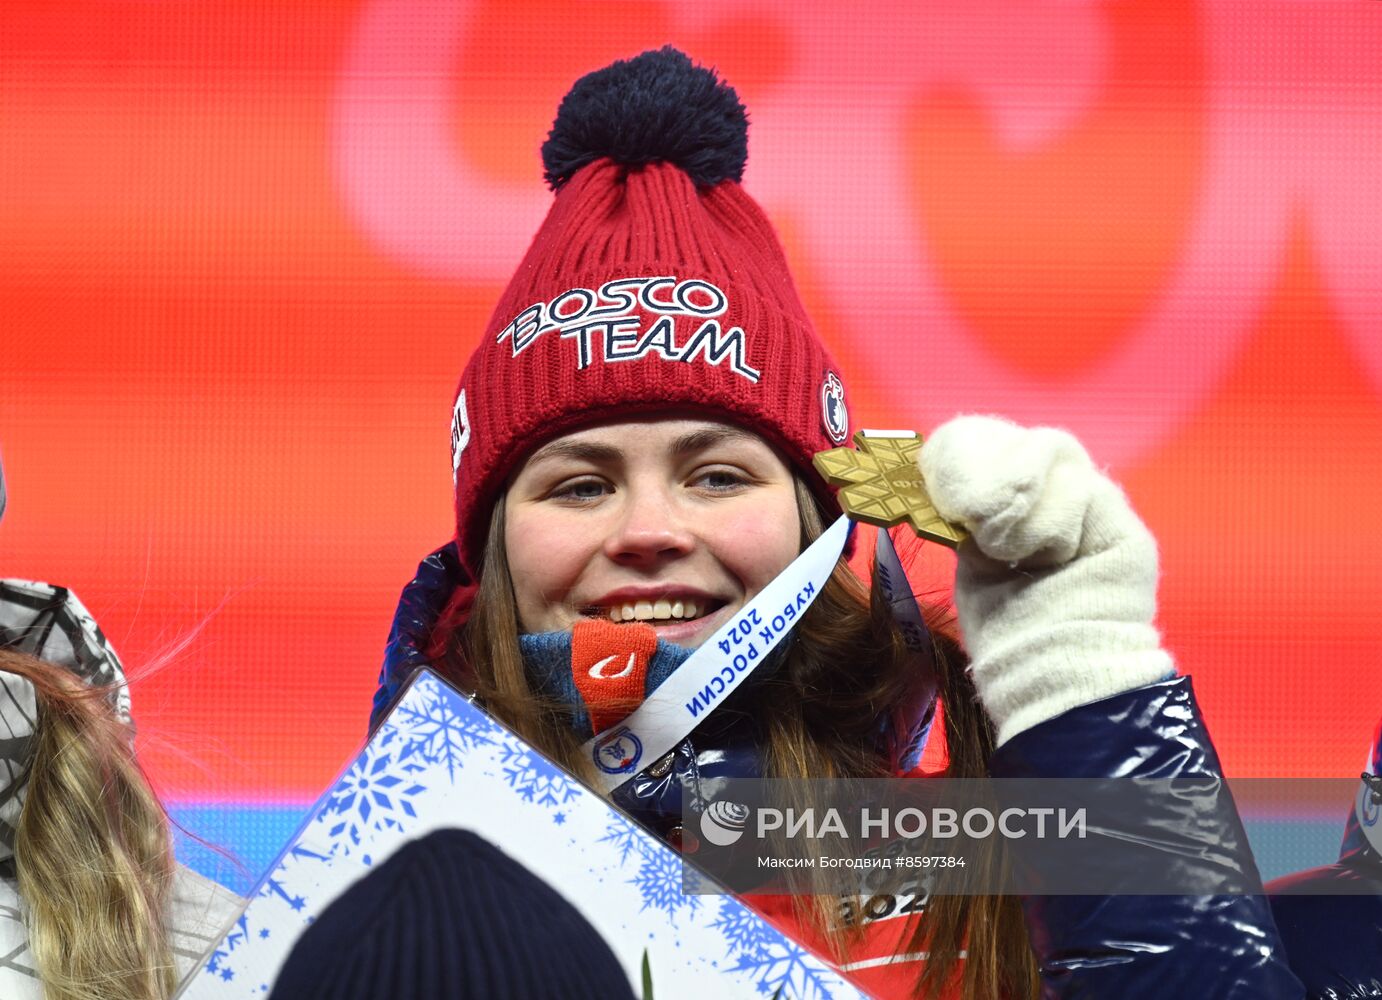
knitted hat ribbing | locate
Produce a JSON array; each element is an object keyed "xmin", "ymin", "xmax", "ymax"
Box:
[
  {"xmin": 268, "ymin": 828, "xmax": 635, "ymax": 999},
  {"xmin": 449, "ymin": 47, "xmax": 851, "ymax": 578}
]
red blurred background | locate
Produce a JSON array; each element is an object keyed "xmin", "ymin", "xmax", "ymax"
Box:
[{"xmin": 3, "ymin": 1, "xmax": 1380, "ymax": 825}]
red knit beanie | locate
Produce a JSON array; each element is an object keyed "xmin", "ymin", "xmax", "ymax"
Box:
[{"xmin": 450, "ymin": 47, "xmax": 851, "ymax": 578}]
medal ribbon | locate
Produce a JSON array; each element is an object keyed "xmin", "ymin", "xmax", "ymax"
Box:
[
  {"xmin": 873, "ymin": 525, "xmax": 938, "ymax": 770},
  {"xmin": 582, "ymin": 513, "xmax": 853, "ymax": 793}
]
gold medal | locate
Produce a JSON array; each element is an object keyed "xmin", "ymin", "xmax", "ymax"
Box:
[{"xmin": 812, "ymin": 430, "xmax": 966, "ymax": 548}]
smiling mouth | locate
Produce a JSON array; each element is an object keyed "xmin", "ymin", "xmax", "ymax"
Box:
[{"xmin": 579, "ymin": 598, "xmax": 725, "ymax": 625}]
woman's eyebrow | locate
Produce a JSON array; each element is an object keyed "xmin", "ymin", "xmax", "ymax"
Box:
[
  {"xmin": 527, "ymin": 427, "xmax": 757, "ymax": 467},
  {"xmin": 526, "ymin": 440, "xmax": 623, "ymax": 466},
  {"xmin": 669, "ymin": 426, "xmax": 758, "ymax": 456}
]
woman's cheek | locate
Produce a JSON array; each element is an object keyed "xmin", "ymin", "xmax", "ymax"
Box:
[
  {"xmin": 513, "ymin": 533, "xmax": 585, "ymax": 590},
  {"xmin": 507, "ymin": 511, "xmax": 582, "ymax": 589},
  {"xmin": 714, "ymin": 505, "xmax": 800, "ymax": 581}
]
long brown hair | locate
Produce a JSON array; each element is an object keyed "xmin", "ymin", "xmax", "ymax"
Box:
[
  {"xmin": 1, "ymin": 649, "xmax": 176, "ymax": 1000},
  {"xmin": 430, "ymin": 480, "xmax": 1038, "ymax": 998}
]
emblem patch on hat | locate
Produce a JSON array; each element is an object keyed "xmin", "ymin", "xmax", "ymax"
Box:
[
  {"xmin": 820, "ymin": 371, "xmax": 849, "ymax": 444},
  {"xmin": 450, "ymin": 389, "xmax": 471, "ymax": 485}
]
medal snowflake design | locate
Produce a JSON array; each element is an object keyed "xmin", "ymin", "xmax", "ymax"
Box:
[{"xmin": 812, "ymin": 431, "xmax": 965, "ymax": 546}]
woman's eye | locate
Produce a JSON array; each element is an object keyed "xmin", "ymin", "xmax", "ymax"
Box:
[
  {"xmin": 550, "ymin": 479, "xmax": 610, "ymax": 502},
  {"xmin": 693, "ymin": 469, "xmax": 749, "ymax": 492}
]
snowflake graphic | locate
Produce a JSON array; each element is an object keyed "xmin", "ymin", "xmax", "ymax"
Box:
[
  {"xmin": 286, "ymin": 842, "xmax": 332, "ymax": 864},
  {"xmin": 203, "ymin": 913, "xmax": 250, "ymax": 977},
  {"xmin": 630, "ymin": 849, "xmax": 700, "ymax": 918},
  {"xmin": 261, "ymin": 869, "xmax": 307, "ymax": 913},
  {"xmin": 600, "ymin": 814, "xmax": 655, "ymax": 865},
  {"xmin": 201, "ymin": 840, "xmax": 340, "ymax": 989},
  {"xmin": 392, "ymin": 675, "xmax": 500, "ymax": 779},
  {"xmin": 497, "ymin": 736, "xmax": 580, "ymax": 811},
  {"xmin": 712, "ymin": 898, "xmax": 779, "ymax": 963},
  {"xmin": 712, "ymin": 898, "xmax": 845, "ymax": 999},
  {"xmin": 323, "ymin": 727, "xmax": 426, "ymax": 854},
  {"xmin": 731, "ymin": 936, "xmax": 843, "ymax": 1000}
]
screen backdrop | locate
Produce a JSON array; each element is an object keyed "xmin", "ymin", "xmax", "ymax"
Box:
[{"xmin": 3, "ymin": 1, "xmax": 1381, "ymax": 883}]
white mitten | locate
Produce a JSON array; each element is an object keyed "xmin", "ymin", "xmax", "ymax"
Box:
[{"xmin": 919, "ymin": 416, "xmax": 1175, "ymax": 746}]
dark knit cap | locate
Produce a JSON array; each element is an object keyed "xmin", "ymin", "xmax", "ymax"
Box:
[{"xmin": 269, "ymin": 828, "xmax": 636, "ymax": 999}]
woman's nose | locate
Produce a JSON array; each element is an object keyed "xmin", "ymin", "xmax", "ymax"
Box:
[{"xmin": 602, "ymin": 485, "xmax": 696, "ymax": 565}]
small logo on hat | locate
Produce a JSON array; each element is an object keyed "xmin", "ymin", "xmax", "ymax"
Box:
[
  {"xmin": 593, "ymin": 725, "xmax": 643, "ymax": 775},
  {"xmin": 821, "ymin": 371, "xmax": 848, "ymax": 444},
  {"xmin": 450, "ymin": 389, "xmax": 471, "ymax": 485}
]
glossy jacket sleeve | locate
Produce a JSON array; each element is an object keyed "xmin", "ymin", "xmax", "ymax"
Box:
[
  {"xmin": 989, "ymin": 676, "xmax": 1304, "ymax": 1000},
  {"xmin": 369, "ymin": 543, "xmax": 462, "ymax": 734}
]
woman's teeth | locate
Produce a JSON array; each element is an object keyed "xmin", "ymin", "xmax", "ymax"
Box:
[{"xmin": 608, "ymin": 599, "xmax": 702, "ymax": 623}]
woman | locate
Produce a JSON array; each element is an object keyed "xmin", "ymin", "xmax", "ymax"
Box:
[
  {"xmin": 371, "ymin": 48, "xmax": 1301, "ymax": 998},
  {"xmin": 0, "ymin": 640, "xmax": 239, "ymax": 998}
]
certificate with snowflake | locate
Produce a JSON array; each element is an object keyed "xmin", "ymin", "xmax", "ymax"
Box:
[{"xmin": 176, "ymin": 669, "xmax": 866, "ymax": 1000}]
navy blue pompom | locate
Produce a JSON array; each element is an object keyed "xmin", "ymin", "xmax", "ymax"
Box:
[{"xmin": 541, "ymin": 47, "xmax": 748, "ymax": 190}]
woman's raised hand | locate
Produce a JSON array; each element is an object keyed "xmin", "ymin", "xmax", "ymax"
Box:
[{"xmin": 918, "ymin": 415, "xmax": 1175, "ymax": 745}]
